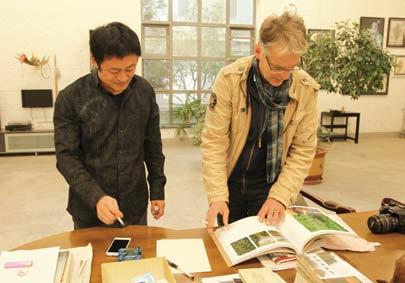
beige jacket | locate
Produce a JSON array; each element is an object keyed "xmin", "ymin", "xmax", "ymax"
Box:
[{"xmin": 201, "ymin": 56, "xmax": 320, "ymax": 208}]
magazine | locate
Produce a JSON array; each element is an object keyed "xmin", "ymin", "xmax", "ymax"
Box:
[
  {"xmin": 257, "ymin": 251, "xmax": 297, "ymax": 271},
  {"xmin": 294, "ymin": 251, "xmax": 372, "ymax": 283},
  {"xmin": 211, "ymin": 206, "xmax": 357, "ymax": 266},
  {"xmin": 258, "ymin": 248, "xmax": 324, "ymax": 271}
]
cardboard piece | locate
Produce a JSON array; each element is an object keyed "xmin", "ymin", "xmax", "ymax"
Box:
[{"xmin": 101, "ymin": 257, "xmax": 176, "ymax": 283}]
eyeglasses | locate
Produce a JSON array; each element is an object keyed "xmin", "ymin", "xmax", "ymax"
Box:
[{"xmin": 264, "ymin": 55, "xmax": 299, "ymax": 73}]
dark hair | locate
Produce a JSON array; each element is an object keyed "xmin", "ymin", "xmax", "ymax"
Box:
[{"xmin": 90, "ymin": 22, "xmax": 141, "ymax": 67}]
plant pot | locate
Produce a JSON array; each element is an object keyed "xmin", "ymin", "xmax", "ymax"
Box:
[{"xmin": 304, "ymin": 147, "xmax": 327, "ymax": 185}]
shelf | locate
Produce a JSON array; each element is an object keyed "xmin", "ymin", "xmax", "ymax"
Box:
[
  {"xmin": 0, "ymin": 130, "xmax": 55, "ymax": 154},
  {"xmin": 322, "ymin": 124, "xmax": 347, "ymax": 129}
]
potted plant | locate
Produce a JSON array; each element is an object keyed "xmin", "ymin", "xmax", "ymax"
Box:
[
  {"xmin": 302, "ymin": 21, "xmax": 395, "ymax": 99},
  {"xmin": 304, "ymin": 127, "xmax": 332, "ymax": 185},
  {"xmin": 173, "ymin": 96, "xmax": 206, "ymax": 146}
]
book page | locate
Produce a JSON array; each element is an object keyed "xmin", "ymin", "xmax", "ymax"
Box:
[
  {"xmin": 278, "ymin": 206, "xmax": 356, "ymax": 252},
  {"xmin": 214, "ymin": 216, "xmax": 297, "ymax": 266}
]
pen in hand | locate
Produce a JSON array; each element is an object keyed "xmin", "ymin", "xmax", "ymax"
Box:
[
  {"xmin": 117, "ymin": 217, "xmax": 125, "ymax": 226},
  {"xmin": 167, "ymin": 259, "xmax": 194, "ymax": 280}
]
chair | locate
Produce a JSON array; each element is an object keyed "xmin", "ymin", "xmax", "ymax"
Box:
[{"xmin": 299, "ymin": 190, "xmax": 356, "ymax": 214}]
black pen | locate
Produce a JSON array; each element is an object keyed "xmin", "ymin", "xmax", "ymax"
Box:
[{"xmin": 167, "ymin": 259, "xmax": 194, "ymax": 280}]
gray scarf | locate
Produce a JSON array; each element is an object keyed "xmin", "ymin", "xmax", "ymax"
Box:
[{"xmin": 252, "ymin": 59, "xmax": 290, "ymax": 184}]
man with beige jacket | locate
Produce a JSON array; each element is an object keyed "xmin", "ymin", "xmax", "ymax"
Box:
[{"xmin": 201, "ymin": 11, "xmax": 320, "ymax": 232}]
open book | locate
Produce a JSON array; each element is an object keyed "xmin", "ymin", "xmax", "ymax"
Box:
[{"xmin": 211, "ymin": 206, "xmax": 357, "ymax": 266}]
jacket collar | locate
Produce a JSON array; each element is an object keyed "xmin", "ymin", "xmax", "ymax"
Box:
[
  {"xmin": 91, "ymin": 69, "xmax": 137, "ymax": 95},
  {"xmin": 237, "ymin": 56, "xmax": 300, "ymax": 101}
]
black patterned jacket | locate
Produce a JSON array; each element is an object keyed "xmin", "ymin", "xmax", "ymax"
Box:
[{"xmin": 54, "ymin": 71, "xmax": 166, "ymax": 227}]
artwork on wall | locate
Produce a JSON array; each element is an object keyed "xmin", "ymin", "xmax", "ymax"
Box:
[
  {"xmin": 360, "ymin": 17, "xmax": 384, "ymax": 47},
  {"xmin": 387, "ymin": 18, "xmax": 405, "ymax": 47},
  {"xmin": 374, "ymin": 74, "xmax": 389, "ymax": 95},
  {"xmin": 394, "ymin": 55, "xmax": 405, "ymax": 76},
  {"xmin": 307, "ymin": 29, "xmax": 335, "ymax": 42}
]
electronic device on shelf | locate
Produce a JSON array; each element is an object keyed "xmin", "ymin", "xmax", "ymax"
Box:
[{"xmin": 5, "ymin": 121, "xmax": 32, "ymax": 131}]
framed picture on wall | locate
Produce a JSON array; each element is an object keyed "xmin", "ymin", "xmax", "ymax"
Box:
[
  {"xmin": 307, "ymin": 29, "xmax": 335, "ymax": 42},
  {"xmin": 360, "ymin": 17, "xmax": 384, "ymax": 47},
  {"xmin": 374, "ymin": 74, "xmax": 389, "ymax": 95},
  {"xmin": 394, "ymin": 55, "xmax": 405, "ymax": 76},
  {"xmin": 387, "ymin": 18, "xmax": 405, "ymax": 47}
]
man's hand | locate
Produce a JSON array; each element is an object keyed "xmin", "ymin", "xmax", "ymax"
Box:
[
  {"xmin": 96, "ymin": 196, "xmax": 124, "ymax": 225},
  {"xmin": 205, "ymin": 201, "xmax": 229, "ymax": 233},
  {"xmin": 257, "ymin": 198, "xmax": 286, "ymax": 225},
  {"xmin": 151, "ymin": 200, "xmax": 165, "ymax": 220}
]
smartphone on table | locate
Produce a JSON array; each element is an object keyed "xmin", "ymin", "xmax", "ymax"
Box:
[{"xmin": 106, "ymin": 237, "xmax": 131, "ymax": 256}]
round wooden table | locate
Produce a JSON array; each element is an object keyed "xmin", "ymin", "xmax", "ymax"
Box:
[{"xmin": 14, "ymin": 211, "xmax": 404, "ymax": 282}]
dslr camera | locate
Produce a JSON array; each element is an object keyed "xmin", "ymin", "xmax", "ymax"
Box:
[{"xmin": 367, "ymin": 198, "xmax": 405, "ymax": 234}]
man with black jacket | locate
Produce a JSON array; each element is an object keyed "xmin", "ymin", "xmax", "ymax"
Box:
[{"xmin": 54, "ymin": 22, "xmax": 166, "ymax": 229}]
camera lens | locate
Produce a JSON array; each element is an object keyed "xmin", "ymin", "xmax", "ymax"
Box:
[{"xmin": 367, "ymin": 214, "xmax": 398, "ymax": 234}]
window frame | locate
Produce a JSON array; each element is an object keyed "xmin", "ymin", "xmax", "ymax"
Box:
[{"xmin": 141, "ymin": 0, "xmax": 256, "ymax": 127}]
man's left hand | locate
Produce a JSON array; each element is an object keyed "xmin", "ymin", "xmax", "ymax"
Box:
[
  {"xmin": 150, "ymin": 200, "xmax": 165, "ymax": 220},
  {"xmin": 257, "ymin": 198, "xmax": 286, "ymax": 225}
]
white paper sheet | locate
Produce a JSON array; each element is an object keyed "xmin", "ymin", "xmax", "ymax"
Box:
[
  {"xmin": 0, "ymin": 246, "xmax": 59, "ymax": 283},
  {"xmin": 201, "ymin": 273, "xmax": 240, "ymax": 283},
  {"xmin": 156, "ymin": 239, "xmax": 211, "ymax": 274},
  {"xmin": 64, "ymin": 243, "xmax": 93, "ymax": 283}
]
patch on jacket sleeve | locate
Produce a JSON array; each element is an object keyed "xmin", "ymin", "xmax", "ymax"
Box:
[{"xmin": 209, "ymin": 93, "xmax": 217, "ymax": 110}]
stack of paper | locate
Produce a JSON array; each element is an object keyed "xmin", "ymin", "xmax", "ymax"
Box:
[
  {"xmin": 0, "ymin": 243, "xmax": 93, "ymax": 283},
  {"xmin": 0, "ymin": 246, "xmax": 59, "ymax": 283}
]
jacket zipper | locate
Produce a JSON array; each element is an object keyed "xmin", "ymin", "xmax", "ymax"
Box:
[
  {"xmin": 242, "ymin": 103, "xmax": 265, "ymax": 194},
  {"xmin": 242, "ymin": 143, "xmax": 255, "ymax": 195}
]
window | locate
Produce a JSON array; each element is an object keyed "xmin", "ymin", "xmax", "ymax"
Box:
[{"xmin": 142, "ymin": 0, "xmax": 255, "ymax": 127}]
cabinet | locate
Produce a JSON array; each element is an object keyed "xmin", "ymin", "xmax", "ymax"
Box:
[{"xmin": 0, "ymin": 130, "xmax": 54, "ymax": 154}]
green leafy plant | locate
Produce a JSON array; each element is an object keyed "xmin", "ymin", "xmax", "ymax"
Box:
[
  {"xmin": 302, "ymin": 21, "xmax": 395, "ymax": 100},
  {"xmin": 173, "ymin": 96, "xmax": 206, "ymax": 145}
]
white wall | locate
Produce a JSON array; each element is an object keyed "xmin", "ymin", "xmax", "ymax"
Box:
[{"xmin": 0, "ymin": 0, "xmax": 404, "ymax": 133}]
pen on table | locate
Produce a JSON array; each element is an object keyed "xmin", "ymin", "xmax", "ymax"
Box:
[
  {"xmin": 117, "ymin": 217, "xmax": 125, "ymax": 226},
  {"xmin": 167, "ymin": 260, "xmax": 194, "ymax": 280}
]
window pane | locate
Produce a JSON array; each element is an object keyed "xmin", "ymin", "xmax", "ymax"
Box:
[
  {"xmin": 142, "ymin": 0, "xmax": 168, "ymax": 21},
  {"xmin": 145, "ymin": 38, "xmax": 167, "ymax": 55},
  {"xmin": 202, "ymin": 0, "xmax": 226, "ymax": 23},
  {"xmin": 173, "ymin": 26, "xmax": 198, "ymax": 56},
  {"xmin": 231, "ymin": 29, "xmax": 251, "ymax": 38},
  {"xmin": 156, "ymin": 93, "xmax": 170, "ymax": 125},
  {"xmin": 201, "ymin": 27, "xmax": 226, "ymax": 57},
  {"xmin": 201, "ymin": 61, "xmax": 225, "ymax": 90},
  {"xmin": 173, "ymin": 61, "xmax": 197, "ymax": 90},
  {"xmin": 144, "ymin": 60, "xmax": 170, "ymax": 90},
  {"xmin": 231, "ymin": 38, "xmax": 252, "ymax": 56},
  {"xmin": 201, "ymin": 93, "xmax": 210, "ymax": 104},
  {"xmin": 230, "ymin": 0, "xmax": 253, "ymax": 25},
  {"xmin": 173, "ymin": 93, "xmax": 198, "ymax": 105},
  {"xmin": 173, "ymin": 0, "xmax": 197, "ymax": 22},
  {"xmin": 145, "ymin": 26, "xmax": 167, "ymax": 37}
]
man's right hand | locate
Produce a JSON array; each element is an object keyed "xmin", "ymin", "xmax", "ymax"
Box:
[
  {"xmin": 96, "ymin": 196, "xmax": 124, "ymax": 225},
  {"xmin": 205, "ymin": 201, "xmax": 229, "ymax": 233}
]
